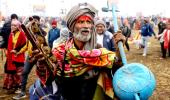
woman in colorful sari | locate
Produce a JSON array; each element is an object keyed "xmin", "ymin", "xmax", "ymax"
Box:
[{"xmin": 3, "ymin": 19, "xmax": 27, "ymax": 94}]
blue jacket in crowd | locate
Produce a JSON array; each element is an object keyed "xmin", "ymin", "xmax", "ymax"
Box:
[
  {"xmin": 141, "ymin": 23, "xmax": 155, "ymax": 37},
  {"xmin": 103, "ymin": 31, "xmax": 116, "ymax": 52},
  {"xmin": 48, "ymin": 28, "xmax": 60, "ymax": 48}
]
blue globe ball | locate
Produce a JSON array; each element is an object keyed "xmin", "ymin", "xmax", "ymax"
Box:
[{"xmin": 112, "ymin": 63, "xmax": 156, "ymax": 100}]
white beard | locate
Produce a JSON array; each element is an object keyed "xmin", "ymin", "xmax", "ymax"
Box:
[{"xmin": 73, "ymin": 30, "xmax": 91, "ymax": 42}]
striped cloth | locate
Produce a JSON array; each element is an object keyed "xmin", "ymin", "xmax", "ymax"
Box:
[{"xmin": 52, "ymin": 38, "xmax": 116, "ymax": 77}]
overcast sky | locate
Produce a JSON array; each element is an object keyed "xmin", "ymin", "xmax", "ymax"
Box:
[{"xmin": 0, "ymin": 0, "xmax": 169, "ymax": 17}]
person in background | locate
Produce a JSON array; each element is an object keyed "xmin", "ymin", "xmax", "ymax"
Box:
[
  {"xmin": 140, "ymin": 19, "xmax": 156, "ymax": 56},
  {"xmin": 32, "ymin": 15, "xmax": 47, "ymax": 37},
  {"xmin": 120, "ymin": 22, "xmax": 131, "ymax": 51},
  {"xmin": 0, "ymin": 14, "xmax": 19, "ymax": 67},
  {"xmin": 95, "ymin": 19, "xmax": 116, "ymax": 51},
  {"xmin": 0, "ymin": 14, "xmax": 18, "ymax": 49},
  {"xmin": 158, "ymin": 18, "xmax": 166, "ymax": 35},
  {"xmin": 48, "ymin": 19, "xmax": 60, "ymax": 48},
  {"xmin": 157, "ymin": 19, "xmax": 170, "ymax": 59},
  {"xmin": 3, "ymin": 19, "xmax": 27, "ymax": 94},
  {"xmin": 106, "ymin": 21, "xmax": 115, "ymax": 34},
  {"xmin": 52, "ymin": 27, "xmax": 70, "ymax": 49}
]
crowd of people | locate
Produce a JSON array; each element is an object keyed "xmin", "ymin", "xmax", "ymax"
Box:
[{"xmin": 0, "ymin": 2, "xmax": 169, "ymax": 100}]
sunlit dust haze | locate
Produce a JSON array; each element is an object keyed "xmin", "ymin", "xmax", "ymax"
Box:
[{"xmin": 0, "ymin": 0, "xmax": 169, "ymax": 17}]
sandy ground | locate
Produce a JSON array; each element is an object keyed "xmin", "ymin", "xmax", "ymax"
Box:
[{"xmin": 0, "ymin": 29, "xmax": 170, "ymax": 100}]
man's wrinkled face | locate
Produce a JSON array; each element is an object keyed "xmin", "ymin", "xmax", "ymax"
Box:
[
  {"xmin": 73, "ymin": 15, "xmax": 93, "ymax": 42},
  {"xmin": 95, "ymin": 24, "xmax": 105, "ymax": 35}
]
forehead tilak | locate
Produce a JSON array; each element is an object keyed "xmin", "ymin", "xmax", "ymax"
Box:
[{"xmin": 76, "ymin": 15, "xmax": 92, "ymax": 22}]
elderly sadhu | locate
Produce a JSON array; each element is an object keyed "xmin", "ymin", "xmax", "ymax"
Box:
[
  {"xmin": 28, "ymin": 3, "xmax": 126, "ymax": 100},
  {"xmin": 3, "ymin": 19, "xmax": 27, "ymax": 94}
]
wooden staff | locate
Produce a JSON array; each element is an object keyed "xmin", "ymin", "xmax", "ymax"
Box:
[{"xmin": 21, "ymin": 24, "xmax": 54, "ymax": 74}]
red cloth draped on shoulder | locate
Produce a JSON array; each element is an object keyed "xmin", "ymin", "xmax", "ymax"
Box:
[{"xmin": 6, "ymin": 31, "xmax": 26, "ymax": 72}]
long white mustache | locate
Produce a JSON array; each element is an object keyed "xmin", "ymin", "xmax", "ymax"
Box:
[
  {"xmin": 80, "ymin": 28, "xmax": 90, "ymax": 33},
  {"xmin": 73, "ymin": 28, "xmax": 92, "ymax": 42}
]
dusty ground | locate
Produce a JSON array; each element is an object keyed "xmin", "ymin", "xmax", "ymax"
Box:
[{"xmin": 0, "ymin": 29, "xmax": 170, "ymax": 100}]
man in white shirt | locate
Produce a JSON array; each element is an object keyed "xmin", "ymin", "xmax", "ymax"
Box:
[{"xmin": 95, "ymin": 20, "xmax": 115, "ymax": 51}]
